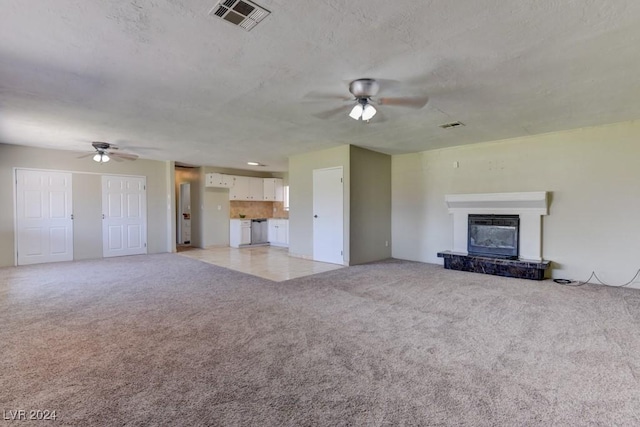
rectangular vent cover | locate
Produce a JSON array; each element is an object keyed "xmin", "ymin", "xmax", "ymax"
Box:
[
  {"xmin": 209, "ymin": 0, "xmax": 270, "ymax": 31},
  {"xmin": 439, "ymin": 121, "xmax": 465, "ymax": 129}
]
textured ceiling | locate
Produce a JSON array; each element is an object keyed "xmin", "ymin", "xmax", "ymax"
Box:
[{"xmin": 2, "ymin": 0, "xmax": 640, "ymax": 171}]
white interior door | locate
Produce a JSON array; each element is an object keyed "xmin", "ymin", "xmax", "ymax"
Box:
[
  {"xmin": 313, "ymin": 167, "xmax": 344, "ymax": 265},
  {"xmin": 102, "ymin": 175, "xmax": 147, "ymax": 257},
  {"xmin": 16, "ymin": 169, "xmax": 73, "ymax": 265}
]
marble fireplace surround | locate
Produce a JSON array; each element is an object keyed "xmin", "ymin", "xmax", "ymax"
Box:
[{"xmin": 445, "ymin": 192, "xmax": 549, "ymax": 262}]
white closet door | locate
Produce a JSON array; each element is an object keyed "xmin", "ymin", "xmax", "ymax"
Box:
[
  {"xmin": 312, "ymin": 167, "xmax": 344, "ymax": 265},
  {"xmin": 16, "ymin": 169, "xmax": 73, "ymax": 265},
  {"xmin": 102, "ymin": 175, "xmax": 147, "ymax": 257}
]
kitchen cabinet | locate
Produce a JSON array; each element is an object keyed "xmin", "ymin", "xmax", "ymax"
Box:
[
  {"xmin": 229, "ymin": 176, "xmax": 249, "ymax": 200},
  {"xmin": 205, "ymin": 173, "xmax": 233, "ymax": 188},
  {"xmin": 230, "ymin": 219, "xmax": 252, "ymax": 248},
  {"xmin": 181, "ymin": 217, "xmax": 191, "ymax": 244},
  {"xmin": 249, "ymin": 177, "xmax": 264, "ymax": 200},
  {"xmin": 229, "ymin": 176, "xmax": 264, "ymax": 201},
  {"xmin": 263, "ymin": 178, "xmax": 284, "ymax": 201},
  {"xmin": 268, "ymin": 219, "xmax": 288, "ymax": 247}
]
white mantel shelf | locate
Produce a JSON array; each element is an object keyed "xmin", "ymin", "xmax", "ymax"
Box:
[
  {"xmin": 445, "ymin": 192, "xmax": 549, "ymax": 262},
  {"xmin": 445, "ymin": 192, "xmax": 548, "ymax": 214}
]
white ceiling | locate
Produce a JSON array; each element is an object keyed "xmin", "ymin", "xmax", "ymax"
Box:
[{"xmin": 2, "ymin": 0, "xmax": 640, "ymax": 172}]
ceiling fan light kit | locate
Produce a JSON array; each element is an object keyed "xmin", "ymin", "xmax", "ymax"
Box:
[
  {"xmin": 349, "ymin": 102, "xmax": 377, "ymax": 121},
  {"xmin": 93, "ymin": 152, "xmax": 110, "ymax": 163},
  {"xmin": 78, "ymin": 141, "xmax": 139, "ymax": 163},
  {"xmin": 361, "ymin": 104, "xmax": 377, "ymax": 121},
  {"xmin": 349, "ymin": 104, "xmax": 364, "ymax": 120}
]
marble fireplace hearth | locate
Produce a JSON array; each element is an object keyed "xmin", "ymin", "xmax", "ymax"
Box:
[{"xmin": 439, "ymin": 192, "xmax": 551, "ymax": 280}]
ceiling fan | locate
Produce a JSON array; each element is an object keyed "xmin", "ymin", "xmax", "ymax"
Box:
[
  {"xmin": 78, "ymin": 141, "xmax": 139, "ymax": 163},
  {"xmin": 307, "ymin": 78, "xmax": 429, "ymax": 122}
]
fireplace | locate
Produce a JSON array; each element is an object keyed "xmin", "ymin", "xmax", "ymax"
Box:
[
  {"xmin": 468, "ymin": 215, "xmax": 519, "ymax": 259},
  {"xmin": 438, "ymin": 191, "xmax": 551, "ymax": 280},
  {"xmin": 437, "ymin": 192, "xmax": 550, "ymax": 280}
]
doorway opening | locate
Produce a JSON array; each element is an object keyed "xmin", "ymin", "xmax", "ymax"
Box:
[{"xmin": 178, "ymin": 182, "xmax": 191, "ymax": 246}]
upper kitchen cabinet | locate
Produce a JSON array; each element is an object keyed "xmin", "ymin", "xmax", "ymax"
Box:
[
  {"xmin": 205, "ymin": 173, "xmax": 234, "ymax": 188},
  {"xmin": 229, "ymin": 176, "xmax": 264, "ymax": 200},
  {"xmin": 248, "ymin": 177, "xmax": 264, "ymax": 201},
  {"xmin": 225, "ymin": 175, "xmax": 282, "ymax": 201},
  {"xmin": 229, "ymin": 176, "xmax": 249, "ymax": 200},
  {"xmin": 263, "ymin": 178, "xmax": 284, "ymax": 202}
]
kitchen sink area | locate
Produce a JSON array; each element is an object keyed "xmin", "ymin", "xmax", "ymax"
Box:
[
  {"xmin": 229, "ymin": 217, "xmax": 289, "ymax": 248},
  {"xmin": 228, "ymin": 197, "xmax": 289, "ymax": 249}
]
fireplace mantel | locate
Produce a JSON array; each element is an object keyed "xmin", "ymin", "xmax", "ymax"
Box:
[
  {"xmin": 445, "ymin": 192, "xmax": 549, "ymax": 261},
  {"xmin": 445, "ymin": 192, "xmax": 548, "ymax": 214}
]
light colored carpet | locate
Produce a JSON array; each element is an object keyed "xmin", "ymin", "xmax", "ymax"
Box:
[{"xmin": 1, "ymin": 254, "xmax": 640, "ymax": 426}]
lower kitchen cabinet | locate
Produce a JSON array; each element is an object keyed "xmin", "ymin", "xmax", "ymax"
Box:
[
  {"xmin": 230, "ymin": 219, "xmax": 252, "ymax": 248},
  {"xmin": 268, "ymin": 219, "xmax": 289, "ymax": 247}
]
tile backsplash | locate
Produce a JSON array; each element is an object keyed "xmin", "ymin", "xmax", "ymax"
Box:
[
  {"xmin": 230, "ymin": 201, "xmax": 289, "ymax": 219},
  {"xmin": 272, "ymin": 202, "xmax": 289, "ymax": 219}
]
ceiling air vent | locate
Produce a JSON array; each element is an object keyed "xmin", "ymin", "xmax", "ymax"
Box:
[
  {"xmin": 439, "ymin": 121, "xmax": 465, "ymax": 129},
  {"xmin": 209, "ymin": 0, "xmax": 270, "ymax": 31}
]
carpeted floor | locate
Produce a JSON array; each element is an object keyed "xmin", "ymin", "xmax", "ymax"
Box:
[{"xmin": 1, "ymin": 254, "xmax": 640, "ymax": 426}]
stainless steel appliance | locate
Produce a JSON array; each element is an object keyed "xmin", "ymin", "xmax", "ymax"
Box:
[{"xmin": 251, "ymin": 219, "xmax": 268, "ymax": 245}]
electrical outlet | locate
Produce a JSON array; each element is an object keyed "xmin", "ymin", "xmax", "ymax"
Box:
[{"xmin": 385, "ymin": 240, "xmax": 389, "ymax": 247}]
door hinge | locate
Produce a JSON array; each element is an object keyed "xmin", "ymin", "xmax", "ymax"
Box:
[
  {"xmin": 144, "ymin": 243, "xmax": 147, "ymax": 248},
  {"xmin": 340, "ymin": 178, "xmax": 343, "ymax": 183},
  {"xmin": 340, "ymin": 250, "xmax": 343, "ymax": 255},
  {"xmin": 102, "ymin": 214, "xmax": 105, "ymax": 219},
  {"xmin": 70, "ymin": 214, "xmax": 74, "ymax": 220},
  {"xmin": 144, "ymin": 185, "xmax": 146, "ymax": 190}
]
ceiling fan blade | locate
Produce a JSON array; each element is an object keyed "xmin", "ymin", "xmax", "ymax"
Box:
[
  {"xmin": 77, "ymin": 152, "xmax": 95, "ymax": 159},
  {"xmin": 304, "ymin": 91, "xmax": 352, "ymax": 102},
  {"xmin": 369, "ymin": 108, "xmax": 387, "ymax": 123},
  {"xmin": 313, "ymin": 105, "xmax": 351, "ymax": 120},
  {"xmin": 377, "ymin": 96, "xmax": 429, "ymax": 109},
  {"xmin": 372, "ymin": 79, "xmax": 402, "ymax": 96},
  {"xmin": 109, "ymin": 151, "xmax": 138, "ymax": 161}
]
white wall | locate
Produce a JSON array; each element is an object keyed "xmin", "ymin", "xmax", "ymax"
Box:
[{"xmin": 392, "ymin": 120, "xmax": 640, "ymax": 285}]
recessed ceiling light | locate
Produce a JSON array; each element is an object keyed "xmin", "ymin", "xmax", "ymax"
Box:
[{"xmin": 247, "ymin": 161, "xmax": 260, "ymax": 166}]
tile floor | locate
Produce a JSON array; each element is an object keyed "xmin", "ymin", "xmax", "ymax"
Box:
[{"xmin": 177, "ymin": 245, "xmax": 344, "ymax": 282}]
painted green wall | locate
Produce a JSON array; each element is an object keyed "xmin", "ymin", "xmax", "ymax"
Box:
[{"xmin": 349, "ymin": 146, "xmax": 392, "ymax": 265}]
